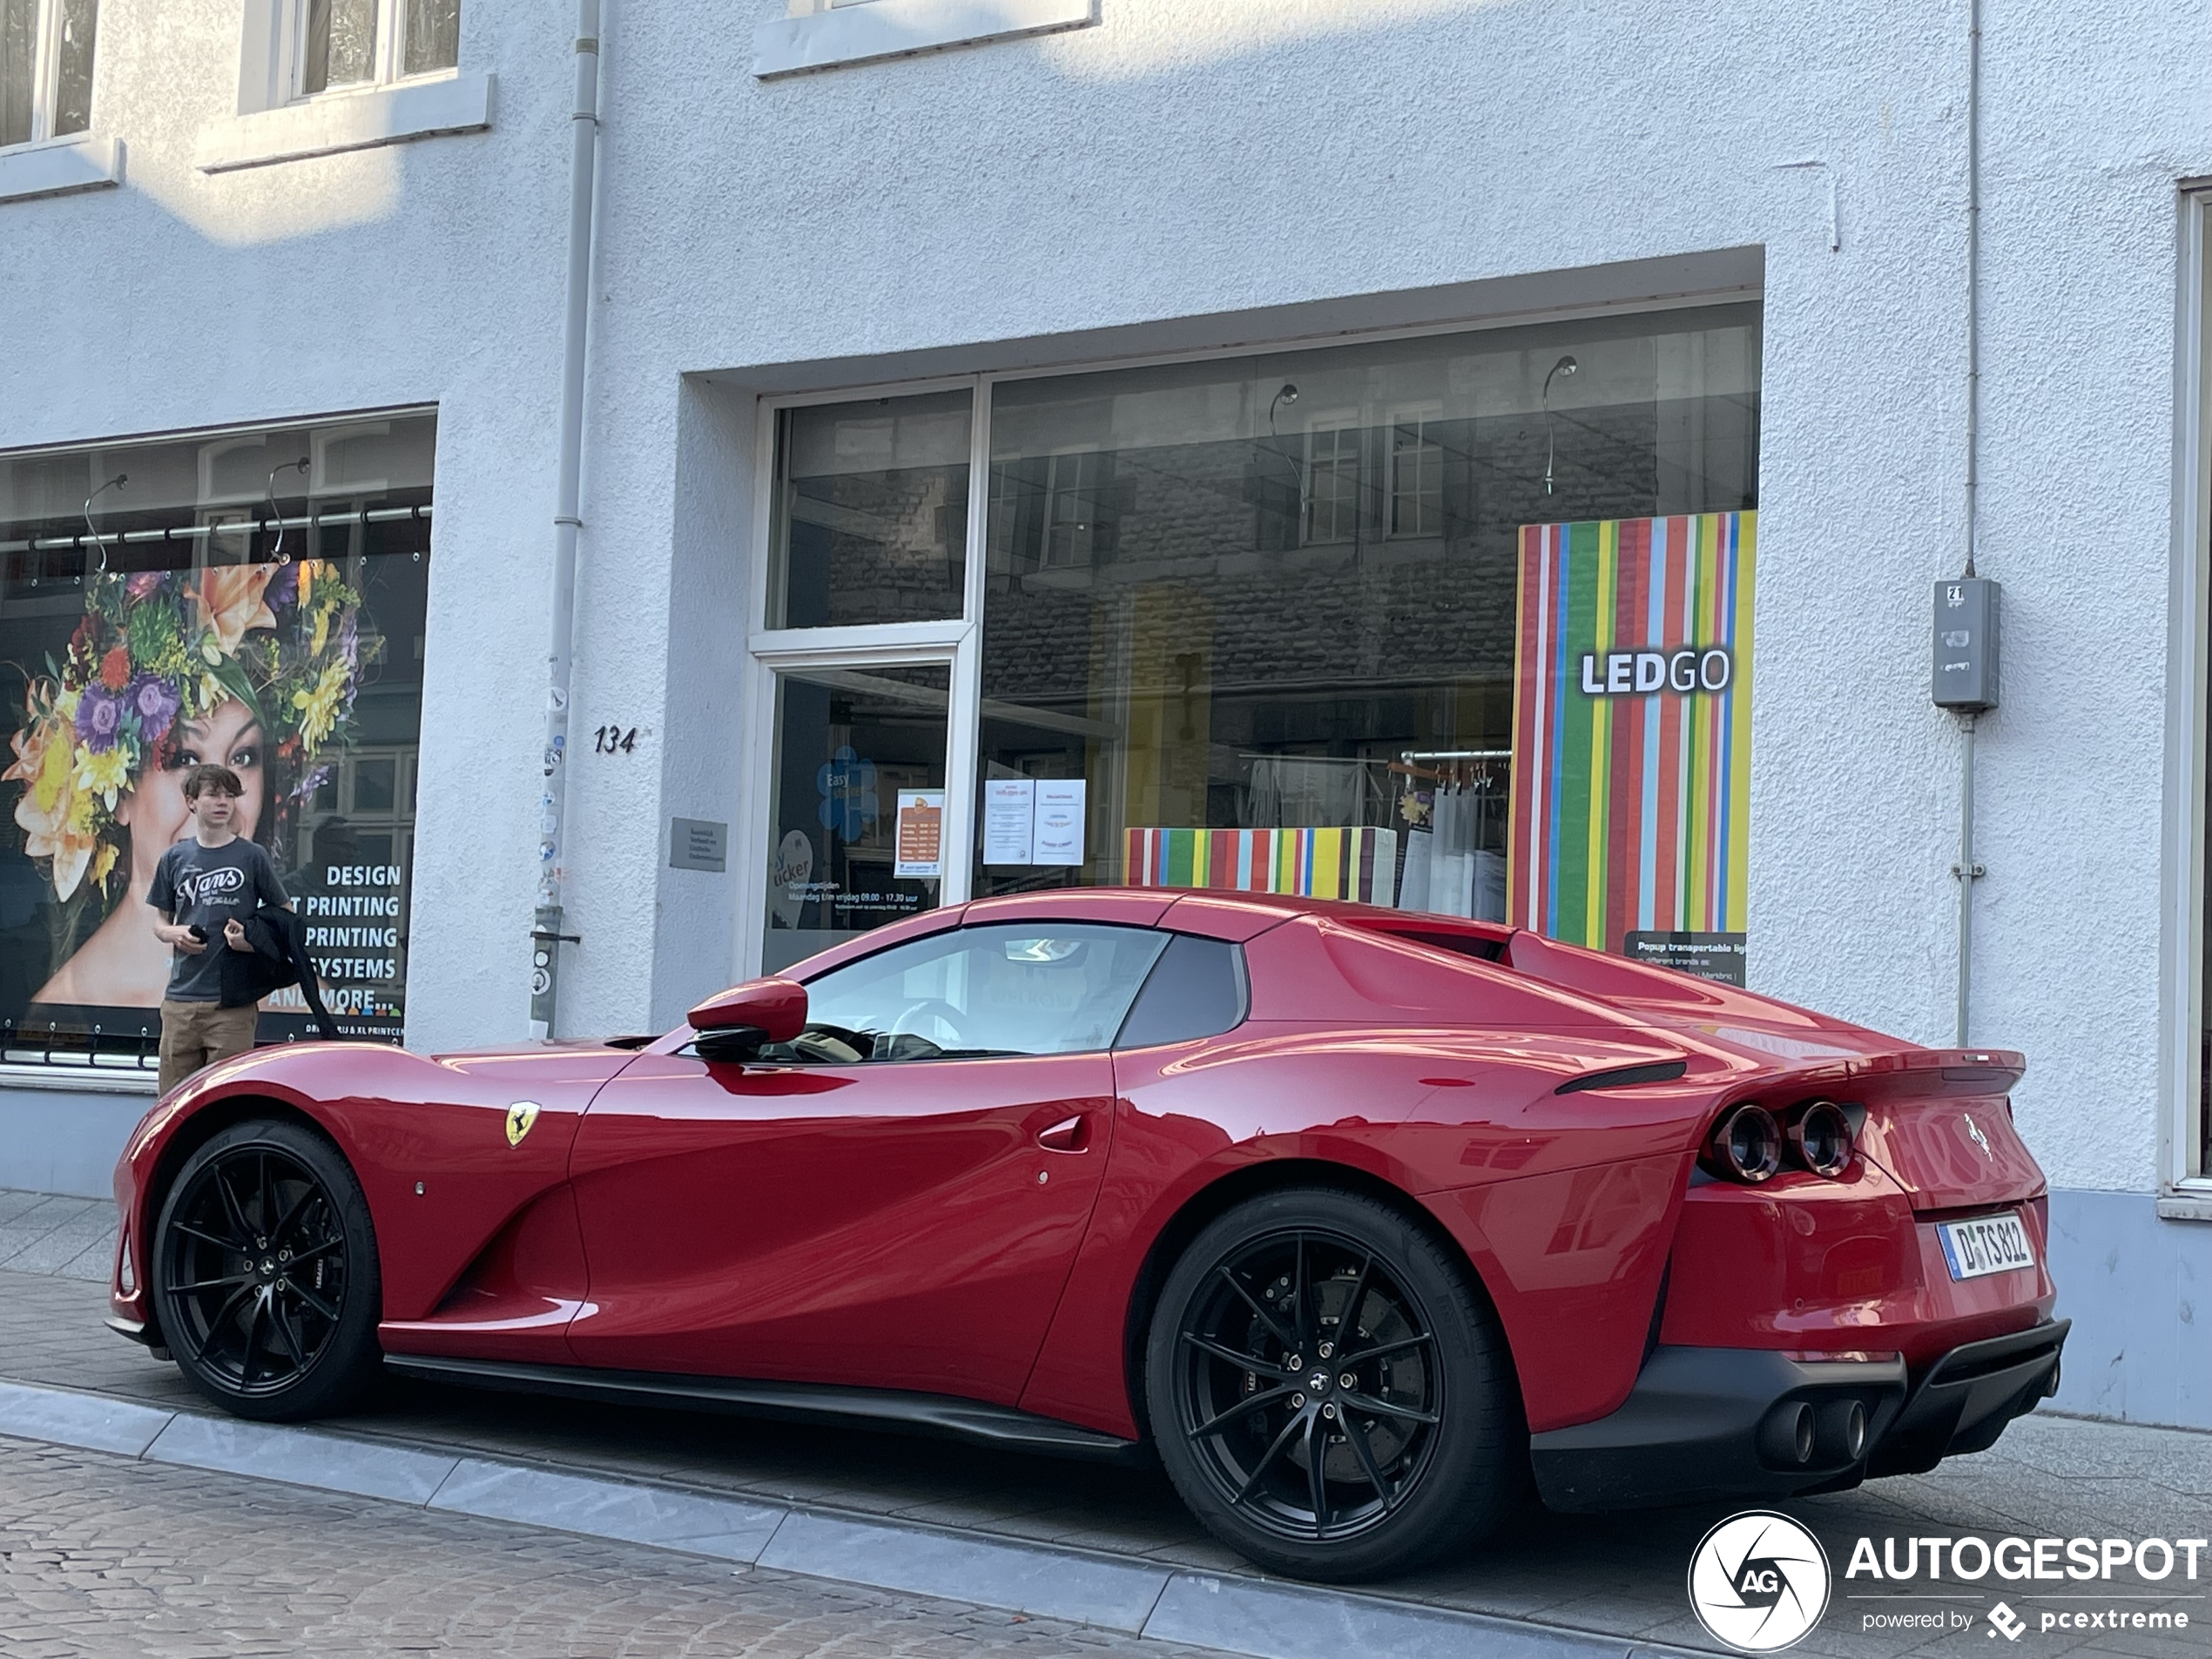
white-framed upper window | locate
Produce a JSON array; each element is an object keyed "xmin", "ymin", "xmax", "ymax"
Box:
[
  {"xmin": 295, "ymin": 0, "xmax": 457, "ymax": 98},
  {"xmin": 1, "ymin": 0, "xmax": 96, "ymax": 149},
  {"xmin": 1303, "ymin": 414, "xmax": 1361, "ymax": 546},
  {"xmin": 1388, "ymin": 404, "xmax": 1445, "ymax": 539}
]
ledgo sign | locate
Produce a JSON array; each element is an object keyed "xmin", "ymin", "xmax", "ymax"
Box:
[{"xmin": 1576, "ymin": 645, "xmax": 1735, "ymax": 698}]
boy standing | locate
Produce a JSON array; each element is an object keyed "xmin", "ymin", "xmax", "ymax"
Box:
[{"xmin": 148, "ymin": 764, "xmax": 291, "ymax": 1095}]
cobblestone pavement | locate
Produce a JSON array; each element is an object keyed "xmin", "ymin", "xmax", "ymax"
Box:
[
  {"xmin": 0, "ymin": 1435, "xmax": 1242, "ymax": 1659},
  {"xmin": 7, "ymin": 1200, "xmax": 2212, "ymax": 1659}
]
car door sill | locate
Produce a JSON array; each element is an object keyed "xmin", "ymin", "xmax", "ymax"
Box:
[{"xmin": 380, "ymin": 1352, "xmax": 1148, "ymax": 1465}]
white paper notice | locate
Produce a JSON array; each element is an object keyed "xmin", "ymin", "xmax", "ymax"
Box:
[
  {"xmin": 982, "ymin": 778, "xmax": 1035, "ymax": 865},
  {"xmin": 894, "ymin": 789, "xmax": 945, "ymax": 879},
  {"xmin": 1032, "ymin": 779, "xmax": 1086, "ymax": 866}
]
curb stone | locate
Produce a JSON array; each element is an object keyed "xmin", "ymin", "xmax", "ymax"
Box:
[{"xmin": 0, "ymin": 1377, "xmax": 1715, "ymax": 1659}]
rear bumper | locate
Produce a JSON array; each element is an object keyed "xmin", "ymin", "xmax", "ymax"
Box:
[{"xmin": 1529, "ymin": 1321, "xmax": 2067, "ymax": 1511}]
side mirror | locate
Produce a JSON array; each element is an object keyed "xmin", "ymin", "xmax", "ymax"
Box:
[{"xmin": 687, "ymin": 976, "xmax": 806, "ymax": 1057}]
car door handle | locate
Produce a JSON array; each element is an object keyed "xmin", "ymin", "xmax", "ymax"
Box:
[{"xmin": 1035, "ymin": 1114, "xmax": 1089, "ymax": 1153}]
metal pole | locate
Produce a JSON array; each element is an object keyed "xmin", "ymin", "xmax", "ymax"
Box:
[
  {"xmin": 1955, "ymin": 712, "xmax": 1979, "ymax": 1045},
  {"xmin": 1953, "ymin": 0, "xmax": 1984, "ymax": 1047},
  {"xmin": 529, "ymin": 0, "xmax": 602, "ymax": 1039}
]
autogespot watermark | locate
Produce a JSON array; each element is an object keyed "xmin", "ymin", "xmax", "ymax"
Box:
[
  {"xmin": 1847, "ymin": 1534, "xmax": 2206, "ymax": 1641},
  {"xmin": 1689, "ymin": 1512, "xmax": 1833, "ymax": 1652},
  {"xmin": 1689, "ymin": 1518, "xmax": 2211, "ymax": 1649}
]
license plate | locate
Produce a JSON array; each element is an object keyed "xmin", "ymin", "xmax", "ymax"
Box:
[{"xmin": 1937, "ymin": 1212, "xmax": 2036, "ymax": 1281}]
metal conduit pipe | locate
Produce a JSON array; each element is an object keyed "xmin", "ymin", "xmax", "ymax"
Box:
[
  {"xmin": 1954, "ymin": 0, "xmax": 1985, "ymax": 1048},
  {"xmin": 529, "ymin": 0, "xmax": 603, "ymax": 1039}
]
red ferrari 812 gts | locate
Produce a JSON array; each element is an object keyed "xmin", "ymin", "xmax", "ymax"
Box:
[{"xmin": 107, "ymin": 889, "xmax": 2065, "ymax": 1581}]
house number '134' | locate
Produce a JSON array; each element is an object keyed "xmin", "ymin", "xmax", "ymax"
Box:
[{"xmin": 593, "ymin": 725, "xmax": 639, "ymax": 754}]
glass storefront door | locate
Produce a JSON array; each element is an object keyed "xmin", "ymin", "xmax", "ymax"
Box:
[{"xmin": 761, "ymin": 662, "xmax": 951, "ymax": 974}]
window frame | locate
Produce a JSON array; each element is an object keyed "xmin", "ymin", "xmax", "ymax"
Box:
[
  {"xmin": 2169, "ymin": 189, "xmax": 2212, "ymax": 1197},
  {"xmin": 3, "ymin": 0, "xmax": 95, "ymax": 151},
  {"xmin": 287, "ymin": 0, "xmax": 455, "ymax": 102}
]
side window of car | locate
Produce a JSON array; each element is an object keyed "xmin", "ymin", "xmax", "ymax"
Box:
[
  {"xmin": 1114, "ymin": 934, "xmax": 1248, "ymax": 1049},
  {"xmin": 772, "ymin": 923, "xmax": 1170, "ymax": 1062}
]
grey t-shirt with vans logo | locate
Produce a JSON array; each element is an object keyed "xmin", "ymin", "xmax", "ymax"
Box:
[{"xmin": 147, "ymin": 838, "xmax": 289, "ymax": 1003}]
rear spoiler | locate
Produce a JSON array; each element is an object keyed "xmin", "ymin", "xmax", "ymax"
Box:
[{"xmin": 1708, "ymin": 1047, "xmax": 2026, "ymax": 1107}]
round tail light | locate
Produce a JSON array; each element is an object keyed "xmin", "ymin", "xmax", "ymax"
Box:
[
  {"xmin": 1708, "ymin": 1103, "xmax": 1782, "ymax": 1183},
  {"xmin": 1790, "ymin": 1101, "xmax": 1855, "ymax": 1178}
]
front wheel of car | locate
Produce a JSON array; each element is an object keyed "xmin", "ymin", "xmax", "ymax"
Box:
[
  {"xmin": 152, "ymin": 1118, "xmax": 382, "ymax": 1421},
  {"xmin": 1145, "ymin": 1186, "xmax": 1520, "ymax": 1581}
]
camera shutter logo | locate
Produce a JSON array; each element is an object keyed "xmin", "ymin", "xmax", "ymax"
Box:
[{"xmin": 1688, "ymin": 1511, "xmax": 1831, "ymax": 1652}]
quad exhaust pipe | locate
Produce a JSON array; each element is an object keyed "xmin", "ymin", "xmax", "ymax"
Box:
[{"xmin": 1757, "ymin": 1397, "xmax": 1869, "ymax": 1467}]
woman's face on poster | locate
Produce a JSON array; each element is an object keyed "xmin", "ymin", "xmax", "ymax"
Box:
[{"xmin": 116, "ymin": 697, "xmax": 267, "ymax": 880}]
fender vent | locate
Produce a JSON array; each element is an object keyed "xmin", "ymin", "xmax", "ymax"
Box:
[{"xmin": 1555, "ymin": 1059, "xmax": 1690, "ymax": 1095}]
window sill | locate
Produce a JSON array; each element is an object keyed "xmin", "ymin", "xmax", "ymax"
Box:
[
  {"xmin": 0, "ymin": 134, "xmax": 123, "ymax": 204},
  {"xmin": 2156, "ymin": 1191, "xmax": 2212, "ymax": 1222},
  {"xmin": 0, "ymin": 1062, "xmax": 156, "ymax": 1095},
  {"xmin": 753, "ymin": 0, "xmax": 1097, "ymax": 79},
  {"xmin": 194, "ymin": 71, "xmax": 492, "ymax": 174}
]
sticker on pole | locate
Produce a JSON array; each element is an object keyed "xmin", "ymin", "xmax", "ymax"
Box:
[{"xmin": 1687, "ymin": 1510, "xmax": 1831, "ymax": 1652}]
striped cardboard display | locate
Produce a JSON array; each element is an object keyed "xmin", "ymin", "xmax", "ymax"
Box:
[
  {"xmin": 1123, "ymin": 826, "xmax": 1399, "ymax": 906},
  {"xmin": 1508, "ymin": 511, "xmax": 1756, "ymax": 951}
]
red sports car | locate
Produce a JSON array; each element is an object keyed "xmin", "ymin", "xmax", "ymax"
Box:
[{"xmin": 106, "ymin": 889, "xmax": 2065, "ymax": 1581}]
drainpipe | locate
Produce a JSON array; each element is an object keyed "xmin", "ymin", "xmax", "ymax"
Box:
[
  {"xmin": 529, "ymin": 0, "xmax": 603, "ymax": 1039},
  {"xmin": 1953, "ymin": 0, "xmax": 1984, "ymax": 1048}
]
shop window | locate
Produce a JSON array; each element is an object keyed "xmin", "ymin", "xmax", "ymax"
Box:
[
  {"xmin": 767, "ymin": 392, "xmax": 970, "ymax": 630},
  {"xmin": 974, "ymin": 307, "xmax": 1761, "ymax": 981},
  {"xmin": 296, "ymin": 0, "xmax": 456, "ymax": 97},
  {"xmin": 0, "ymin": 411, "xmax": 435, "ymax": 1066},
  {"xmin": 1, "ymin": 0, "xmax": 96, "ymax": 148}
]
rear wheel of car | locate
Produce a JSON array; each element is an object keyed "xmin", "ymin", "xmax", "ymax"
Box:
[
  {"xmin": 1145, "ymin": 1186, "xmax": 1519, "ymax": 1581},
  {"xmin": 152, "ymin": 1118, "xmax": 381, "ymax": 1421}
]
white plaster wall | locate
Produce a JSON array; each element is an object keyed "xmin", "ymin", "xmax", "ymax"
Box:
[
  {"xmin": 8, "ymin": 0, "xmax": 2212, "ymax": 1204},
  {"xmin": 0, "ymin": 0, "xmax": 577, "ymax": 1056}
]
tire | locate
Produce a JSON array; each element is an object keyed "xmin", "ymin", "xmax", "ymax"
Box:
[
  {"xmin": 152, "ymin": 1118, "xmax": 382, "ymax": 1421},
  {"xmin": 1144, "ymin": 1186, "xmax": 1519, "ymax": 1581}
]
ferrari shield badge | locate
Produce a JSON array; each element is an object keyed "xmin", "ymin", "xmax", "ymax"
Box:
[{"xmin": 504, "ymin": 1101, "xmax": 542, "ymax": 1147}]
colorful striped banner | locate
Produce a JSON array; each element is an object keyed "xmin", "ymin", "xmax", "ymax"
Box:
[
  {"xmin": 1123, "ymin": 826, "xmax": 1399, "ymax": 906},
  {"xmin": 1507, "ymin": 512, "xmax": 1756, "ymax": 954}
]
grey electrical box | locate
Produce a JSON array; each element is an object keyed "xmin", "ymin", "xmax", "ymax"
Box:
[{"xmin": 1932, "ymin": 577, "xmax": 2000, "ymax": 712}]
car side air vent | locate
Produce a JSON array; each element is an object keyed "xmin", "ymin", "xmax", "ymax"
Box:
[{"xmin": 1554, "ymin": 1059, "xmax": 1690, "ymax": 1095}]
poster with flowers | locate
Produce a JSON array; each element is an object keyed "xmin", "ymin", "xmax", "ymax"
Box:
[{"xmin": 3, "ymin": 536, "xmax": 429, "ymax": 1058}]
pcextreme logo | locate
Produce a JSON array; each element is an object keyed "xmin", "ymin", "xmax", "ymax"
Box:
[{"xmin": 1689, "ymin": 1511, "xmax": 1832, "ymax": 1652}]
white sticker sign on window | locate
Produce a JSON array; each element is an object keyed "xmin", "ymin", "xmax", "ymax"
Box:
[
  {"xmin": 1032, "ymin": 779, "xmax": 1086, "ymax": 867},
  {"xmin": 983, "ymin": 778, "xmax": 1035, "ymax": 866}
]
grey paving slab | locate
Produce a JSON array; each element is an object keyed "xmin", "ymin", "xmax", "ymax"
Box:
[
  {"xmin": 429, "ymin": 1455, "xmax": 786, "ymax": 1561},
  {"xmin": 759, "ymin": 1508, "xmax": 1174, "ymax": 1633},
  {"xmin": 0, "ymin": 1379, "xmax": 174, "ymax": 1457},
  {"xmin": 54, "ymin": 1231, "xmax": 117, "ymax": 1282},
  {"xmin": 1146, "ymin": 1572, "xmax": 1638, "ymax": 1659},
  {"xmin": 0, "ymin": 1190, "xmax": 71, "ymax": 1226},
  {"xmin": 0, "ymin": 1208, "xmax": 118, "ymax": 1276},
  {"xmin": 145, "ymin": 1411, "xmax": 459, "ymax": 1502}
]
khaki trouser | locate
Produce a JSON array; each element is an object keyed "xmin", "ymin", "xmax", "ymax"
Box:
[{"xmin": 158, "ymin": 999, "xmax": 260, "ymax": 1096}]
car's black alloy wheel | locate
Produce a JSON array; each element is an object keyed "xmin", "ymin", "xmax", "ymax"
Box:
[
  {"xmin": 1146, "ymin": 1187, "xmax": 1518, "ymax": 1581},
  {"xmin": 153, "ymin": 1119, "xmax": 381, "ymax": 1420}
]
